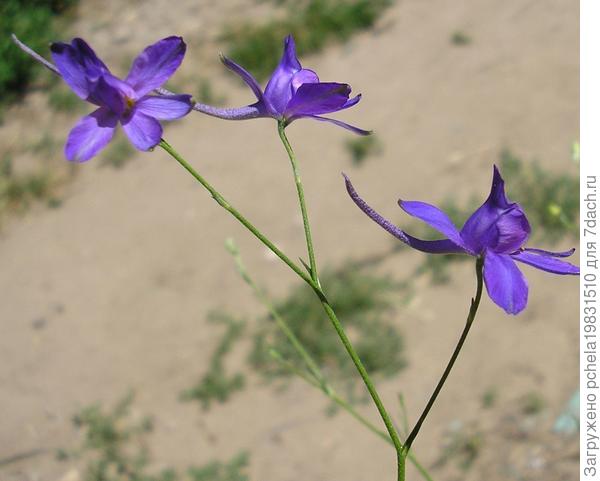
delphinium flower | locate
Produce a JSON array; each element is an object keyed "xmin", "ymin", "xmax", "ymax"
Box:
[
  {"xmin": 48, "ymin": 37, "xmax": 192, "ymax": 161},
  {"xmin": 216, "ymin": 35, "xmax": 370, "ymax": 134},
  {"xmin": 344, "ymin": 165, "xmax": 579, "ymax": 314}
]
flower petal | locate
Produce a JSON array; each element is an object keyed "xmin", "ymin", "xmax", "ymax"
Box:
[
  {"xmin": 291, "ymin": 69, "xmax": 319, "ymax": 92},
  {"xmin": 308, "ymin": 115, "xmax": 372, "ymax": 135},
  {"xmin": 461, "ymin": 165, "xmax": 530, "ymax": 253},
  {"xmin": 483, "ymin": 250, "xmax": 529, "ymax": 314},
  {"xmin": 125, "ymin": 36, "xmax": 186, "ymax": 97},
  {"xmin": 399, "ymin": 200, "xmax": 472, "ymax": 253},
  {"xmin": 122, "ymin": 111, "xmax": 162, "ymax": 151},
  {"xmin": 343, "ymin": 174, "xmax": 466, "ymax": 254},
  {"xmin": 88, "ymin": 75, "xmax": 126, "ymax": 114},
  {"xmin": 220, "ymin": 54, "xmax": 264, "ymax": 101},
  {"xmin": 264, "ymin": 35, "xmax": 302, "ymax": 114},
  {"xmin": 490, "ymin": 207, "xmax": 531, "ymax": 253},
  {"xmin": 136, "ymin": 95, "xmax": 192, "ymax": 120},
  {"xmin": 65, "ymin": 107, "xmax": 117, "ymax": 162},
  {"xmin": 522, "ymin": 247, "xmax": 576, "ymax": 258},
  {"xmin": 511, "ymin": 250, "xmax": 580, "ymax": 275},
  {"xmin": 338, "ymin": 93, "xmax": 362, "ymax": 111},
  {"xmin": 285, "ymin": 82, "xmax": 351, "ymax": 118},
  {"xmin": 50, "ymin": 38, "xmax": 109, "ymax": 99}
]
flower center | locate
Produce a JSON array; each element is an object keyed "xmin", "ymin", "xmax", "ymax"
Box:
[{"xmin": 125, "ymin": 96, "xmax": 135, "ymax": 112}]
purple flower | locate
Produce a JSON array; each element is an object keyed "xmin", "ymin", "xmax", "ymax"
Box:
[
  {"xmin": 218, "ymin": 35, "xmax": 370, "ymax": 135},
  {"xmin": 50, "ymin": 37, "xmax": 192, "ymax": 162},
  {"xmin": 344, "ymin": 166, "xmax": 579, "ymax": 314}
]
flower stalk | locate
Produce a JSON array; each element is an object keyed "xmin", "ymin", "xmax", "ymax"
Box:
[
  {"xmin": 403, "ymin": 256, "xmax": 484, "ymax": 453},
  {"xmin": 277, "ymin": 122, "xmax": 319, "ymax": 282}
]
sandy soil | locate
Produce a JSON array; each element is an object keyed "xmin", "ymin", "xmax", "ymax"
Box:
[{"xmin": 0, "ymin": 1, "xmax": 579, "ymax": 480}]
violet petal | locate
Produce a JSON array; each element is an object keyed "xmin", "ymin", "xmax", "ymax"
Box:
[
  {"xmin": 88, "ymin": 75, "xmax": 126, "ymax": 114},
  {"xmin": 522, "ymin": 247, "xmax": 576, "ymax": 258},
  {"xmin": 306, "ymin": 115, "xmax": 372, "ymax": 135},
  {"xmin": 511, "ymin": 250, "xmax": 580, "ymax": 275},
  {"xmin": 220, "ymin": 54, "xmax": 264, "ymax": 101},
  {"xmin": 490, "ymin": 207, "xmax": 531, "ymax": 254},
  {"xmin": 126, "ymin": 36, "xmax": 186, "ymax": 97},
  {"xmin": 50, "ymin": 38, "xmax": 109, "ymax": 99},
  {"xmin": 291, "ymin": 69, "xmax": 319, "ymax": 93},
  {"xmin": 483, "ymin": 250, "xmax": 529, "ymax": 315},
  {"xmin": 136, "ymin": 94, "xmax": 192, "ymax": 120},
  {"xmin": 338, "ymin": 94, "xmax": 362, "ymax": 111},
  {"xmin": 461, "ymin": 165, "xmax": 529, "ymax": 253},
  {"xmin": 65, "ymin": 107, "xmax": 117, "ymax": 162},
  {"xmin": 122, "ymin": 111, "xmax": 163, "ymax": 151},
  {"xmin": 264, "ymin": 35, "xmax": 302, "ymax": 114},
  {"xmin": 399, "ymin": 200, "xmax": 472, "ymax": 253},
  {"xmin": 284, "ymin": 82, "xmax": 351, "ymax": 118}
]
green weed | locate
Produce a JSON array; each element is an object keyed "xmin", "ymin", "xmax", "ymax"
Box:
[
  {"xmin": 345, "ymin": 135, "xmax": 382, "ymax": 166},
  {"xmin": 48, "ymin": 82, "xmax": 83, "ymax": 112},
  {"xmin": 0, "ymin": 154, "xmax": 54, "ymax": 216},
  {"xmin": 197, "ymin": 78, "xmax": 227, "ymax": 106},
  {"xmin": 222, "ymin": 0, "xmax": 393, "ymax": 82},
  {"xmin": 450, "ymin": 31, "xmax": 472, "ymax": 46},
  {"xmin": 99, "ymin": 137, "xmax": 136, "ymax": 169},
  {"xmin": 0, "ymin": 0, "xmax": 79, "ymax": 108},
  {"xmin": 437, "ymin": 422, "xmax": 483, "ymax": 471},
  {"xmin": 481, "ymin": 387, "xmax": 498, "ymax": 409},
  {"xmin": 250, "ymin": 263, "xmax": 407, "ymax": 397},
  {"xmin": 181, "ymin": 311, "xmax": 246, "ymax": 410},
  {"xmin": 521, "ymin": 391, "xmax": 545, "ymax": 415},
  {"xmin": 59, "ymin": 393, "xmax": 250, "ymax": 481},
  {"xmin": 187, "ymin": 451, "xmax": 249, "ymax": 481},
  {"xmin": 500, "ymin": 149, "xmax": 579, "ymax": 242}
]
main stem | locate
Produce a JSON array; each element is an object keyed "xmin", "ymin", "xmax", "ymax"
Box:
[
  {"xmin": 403, "ymin": 257, "xmax": 484, "ymax": 453},
  {"xmin": 277, "ymin": 125, "xmax": 405, "ymax": 480},
  {"xmin": 162, "ymin": 137, "xmax": 406, "ymax": 480},
  {"xmin": 277, "ymin": 122, "xmax": 319, "ymax": 283}
]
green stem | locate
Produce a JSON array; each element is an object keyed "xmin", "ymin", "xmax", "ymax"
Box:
[
  {"xmin": 277, "ymin": 122, "xmax": 319, "ymax": 283},
  {"xmin": 159, "ymin": 139, "xmax": 313, "ymax": 287},
  {"xmin": 319, "ymin": 299, "xmax": 406, "ymax": 480},
  {"xmin": 403, "ymin": 257, "xmax": 484, "ymax": 453}
]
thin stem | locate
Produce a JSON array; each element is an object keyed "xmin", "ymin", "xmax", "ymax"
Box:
[
  {"xmin": 277, "ymin": 122, "xmax": 319, "ymax": 283},
  {"xmin": 318, "ymin": 299, "xmax": 406, "ymax": 480},
  {"xmin": 226, "ymin": 239, "xmax": 326, "ymax": 385},
  {"xmin": 403, "ymin": 257, "xmax": 484, "ymax": 452},
  {"xmin": 158, "ymin": 139, "xmax": 313, "ymax": 287}
]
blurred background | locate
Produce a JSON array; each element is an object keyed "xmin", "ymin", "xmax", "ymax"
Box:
[{"xmin": 0, "ymin": 1, "xmax": 579, "ymax": 480}]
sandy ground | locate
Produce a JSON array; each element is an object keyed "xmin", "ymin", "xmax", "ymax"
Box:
[{"xmin": 0, "ymin": 1, "xmax": 579, "ymax": 480}]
